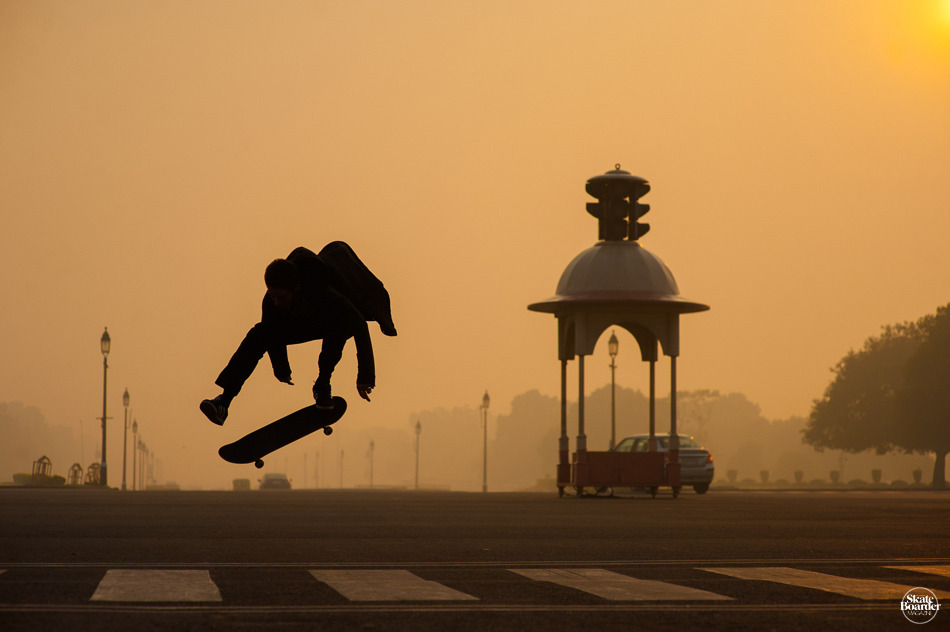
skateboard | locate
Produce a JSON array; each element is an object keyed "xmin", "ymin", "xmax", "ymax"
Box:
[{"xmin": 218, "ymin": 397, "xmax": 347, "ymax": 468}]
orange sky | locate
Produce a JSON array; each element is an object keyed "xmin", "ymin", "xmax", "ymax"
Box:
[{"xmin": 1, "ymin": 0, "xmax": 948, "ymax": 488}]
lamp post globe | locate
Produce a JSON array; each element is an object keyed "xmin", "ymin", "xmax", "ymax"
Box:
[{"xmin": 100, "ymin": 328, "xmax": 111, "ymax": 356}]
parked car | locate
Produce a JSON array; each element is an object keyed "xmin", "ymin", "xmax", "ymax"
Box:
[
  {"xmin": 613, "ymin": 434, "xmax": 714, "ymax": 494},
  {"xmin": 258, "ymin": 473, "xmax": 292, "ymax": 490}
]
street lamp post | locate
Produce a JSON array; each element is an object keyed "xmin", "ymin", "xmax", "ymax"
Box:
[
  {"xmin": 414, "ymin": 421, "xmax": 421, "ymax": 490},
  {"xmin": 131, "ymin": 420, "xmax": 138, "ymax": 490},
  {"xmin": 608, "ymin": 331, "xmax": 619, "ymax": 450},
  {"xmin": 99, "ymin": 328, "xmax": 111, "ymax": 487},
  {"xmin": 368, "ymin": 440, "xmax": 375, "ymax": 489},
  {"xmin": 140, "ymin": 441, "xmax": 148, "ymax": 489},
  {"xmin": 121, "ymin": 388, "xmax": 130, "ymax": 490},
  {"xmin": 481, "ymin": 391, "xmax": 490, "ymax": 493}
]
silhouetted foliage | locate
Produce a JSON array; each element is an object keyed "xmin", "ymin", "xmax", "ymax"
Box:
[
  {"xmin": 804, "ymin": 304, "xmax": 950, "ymax": 488},
  {"xmin": 804, "ymin": 322, "xmax": 922, "ymax": 453},
  {"xmin": 897, "ymin": 304, "xmax": 950, "ymax": 488}
]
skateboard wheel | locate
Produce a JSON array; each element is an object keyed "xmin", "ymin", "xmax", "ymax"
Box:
[
  {"xmin": 323, "ymin": 426, "xmax": 333, "ymax": 436},
  {"xmin": 254, "ymin": 460, "xmax": 264, "ymax": 469}
]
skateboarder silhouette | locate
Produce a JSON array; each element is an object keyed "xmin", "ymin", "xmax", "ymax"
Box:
[{"xmin": 201, "ymin": 241, "xmax": 396, "ymax": 426}]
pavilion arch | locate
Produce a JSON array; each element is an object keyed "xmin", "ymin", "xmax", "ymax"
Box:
[{"xmin": 594, "ymin": 322, "xmax": 658, "ymax": 362}]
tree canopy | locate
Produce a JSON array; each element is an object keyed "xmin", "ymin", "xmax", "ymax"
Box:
[{"xmin": 804, "ymin": 304, "xmax": 950, "ymax": 488}]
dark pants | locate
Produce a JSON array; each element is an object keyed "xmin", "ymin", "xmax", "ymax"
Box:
[{"xmin": 215, "ymin": 320, "xmax": 346, "ymax": 400}]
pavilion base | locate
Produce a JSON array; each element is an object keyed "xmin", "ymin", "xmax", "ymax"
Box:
[{"xmin": 565, "ymin": 450, "xmax": 681, "ymax": 498}]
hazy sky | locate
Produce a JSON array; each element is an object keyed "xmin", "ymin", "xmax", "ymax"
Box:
[{"xmin": 2, "ymin": 1, "xmax": 948, "ymax": 488}]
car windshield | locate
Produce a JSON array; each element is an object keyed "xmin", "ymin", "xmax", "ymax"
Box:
[
  {"xmin": 615, "ymin": 436, "xmax": 702, "ymax": 450},
  {"xmin": 614, "ymin": 438, "xmax": 636, "ymax": 452}
]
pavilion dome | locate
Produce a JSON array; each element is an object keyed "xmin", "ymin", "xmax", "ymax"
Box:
[
  {"xmin": 528, "ymin": 239, "xmax": 707, "ymax": 314},
  {"xmin": 556, "ymin": 240, "xmax": 679, "ymax": 297}
]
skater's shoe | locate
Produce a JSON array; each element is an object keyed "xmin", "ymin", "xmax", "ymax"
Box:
[
  {"xmin": 313, "ymin": 383, "xmax": 334, "ymax": 410},
  {"xmin": 199, "ymin": 396, "xmax": 229, "ymax": 426}
]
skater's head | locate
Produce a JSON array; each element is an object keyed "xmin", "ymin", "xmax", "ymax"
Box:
[{"xmin": 265, "ymin": 258, "xmax": 299, "ymax": 308}]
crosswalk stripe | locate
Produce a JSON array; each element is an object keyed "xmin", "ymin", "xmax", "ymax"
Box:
[
  {"xmin": 511, "ymin": 568, "xmax": 732, "ymax": 601},
  {"xmin": 90, "ymin": 570, "xmax": 222, "ymax": 602},
  {"xmin": 310, "ymin": 570, "xmax": 478, "ymax": 601},
  {"xmin": 887, "ymin": 565, "xmax": 950, "ymax": 579},
  {"xmin": 701, "ymin": 567, "xmax": 950, "ymax": 600}
]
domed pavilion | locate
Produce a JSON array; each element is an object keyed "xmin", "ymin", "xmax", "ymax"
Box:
[{"xmin": 528, "ymin": 166, "xmax": 709, "ymax": 497}]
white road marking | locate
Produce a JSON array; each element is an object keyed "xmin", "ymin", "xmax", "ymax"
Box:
[
  {"xmin": 887, "ymin": 565, "xmax": 950, "ymax": 579},
  {"xmin": 511, "ymin": 568, "xmax": 732, "ymax": 601},
  {"xmin": 310, "ymin": 569, "xmax": 478, "ymax": 601},
  {"xmin": 90, "ymin": 570, "xmax": 222, "ymax": 602},
  {"xmin": 701, "ymin": 567, "xmax": 950, "ymax": 600}
]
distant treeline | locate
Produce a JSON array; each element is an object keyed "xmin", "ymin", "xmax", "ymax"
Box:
[{"xmin": 3, "ymin": 391, "xmax": 934, "ymax": 490}]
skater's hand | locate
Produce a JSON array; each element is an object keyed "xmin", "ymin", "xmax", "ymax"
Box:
[
  {"xmin": 357, "ymin": 383, "xmax": 373, "ymax": 402},
  {"xmin": 276, "ymin": 373, "xmax": 294, "ymax": 386}
]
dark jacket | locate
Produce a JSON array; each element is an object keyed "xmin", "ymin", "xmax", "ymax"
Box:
[{"xmin": 262, "ymin": 243, "xmax": 395, "ymax": 386}]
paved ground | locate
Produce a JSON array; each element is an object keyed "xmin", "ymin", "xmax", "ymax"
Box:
[{"xmin": 0, "ymin": 488, "xmax": 948, "ymax": 630}]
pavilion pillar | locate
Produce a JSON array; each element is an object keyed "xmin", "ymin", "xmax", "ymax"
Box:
[
  {"xmin": 558, "ymin": 358, "xmax": 570, "ymax": 490},
  {"xmin": 670, "ymin": 355, "xmax": 678, "ymax": 449},
  {"xmin": 648, "ymin": 358, "xmax": 657, "ymax": 451},
  {"xmin": 576, "ymin": 355, "xmax": 587, "ymax": 452}
]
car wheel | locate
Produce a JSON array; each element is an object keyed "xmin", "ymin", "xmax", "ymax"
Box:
[{"xmin": 693, "ymin": 483, "xmax": 709, "ymax": 494}]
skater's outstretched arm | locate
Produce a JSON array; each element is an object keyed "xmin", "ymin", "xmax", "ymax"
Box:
[{"xmin": 353, "ymin": 321, "xmax": 374, "ymax": 401}]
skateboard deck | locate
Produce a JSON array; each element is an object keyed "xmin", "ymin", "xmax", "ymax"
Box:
[{"xmin": 218, "ymin": 397, "xmax": 347, "ymax": 468}]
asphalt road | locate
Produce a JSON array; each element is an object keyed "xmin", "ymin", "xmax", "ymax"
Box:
[{"xmin": 1, "ymin": 488, "xmax": 948, "ymax": 631}]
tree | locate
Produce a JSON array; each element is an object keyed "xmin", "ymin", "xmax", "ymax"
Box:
[
  {"xmin": 897, "ymin": 304, "xmax": 950, "ymax": 489},
  {"xmin": 677, "ymin": 389, "xmax": 720, "ymax": 437},
  {"xmin": 803, "ymin": 304, "xmax": 949, "ymax": 488}
]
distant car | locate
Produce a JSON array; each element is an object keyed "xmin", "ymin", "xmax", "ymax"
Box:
[
  {"xmin": 613, "ymin": 434, "xmax": 714, "ymax": 494},
  {"xmin": 232, "ymin": 478, "xmax": 251, "ymax": 491},
  {"xmin": 258, "ymin": 473, "xmax": 292, "ymax": 490}
]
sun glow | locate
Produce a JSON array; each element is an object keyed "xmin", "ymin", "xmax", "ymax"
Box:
[{"xmin": 877, "ymin": 0, "xmax": 950, "ymax": 82}]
